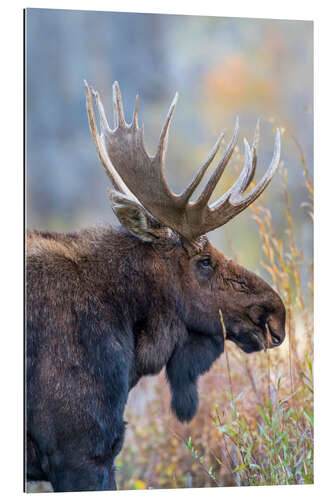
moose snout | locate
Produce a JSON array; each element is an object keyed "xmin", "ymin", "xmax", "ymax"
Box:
[
  {"xmin": 265, "ymin": 296, "xmax": 286, "ymax": 348},
  {"xmin": 266, "ymin": 319, "xmax": 284, "ymax": 347}
]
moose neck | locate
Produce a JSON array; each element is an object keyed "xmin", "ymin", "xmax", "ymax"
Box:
[{"xmin": 80, "ymin": 226, "xmax": 187, "ymax": 385}]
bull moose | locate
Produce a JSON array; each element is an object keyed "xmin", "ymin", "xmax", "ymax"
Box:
[{"xmin": 26, "ymin": 81, "xmax": 286, "ymax": 492}]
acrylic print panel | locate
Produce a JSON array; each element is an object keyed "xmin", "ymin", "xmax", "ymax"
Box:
[{"xmin": 25, "ymin": 8, "xmax": 313, "ymax": 493}]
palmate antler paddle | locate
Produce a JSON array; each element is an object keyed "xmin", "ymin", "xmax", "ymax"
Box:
[{"xmin": 85, "ymin": 80, "xmax": 280, "ymax": 243}]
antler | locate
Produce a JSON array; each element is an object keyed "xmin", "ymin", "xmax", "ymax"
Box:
[{"xmin": 85, "ymin": 81, "xmax": 280, "ymax": 242}]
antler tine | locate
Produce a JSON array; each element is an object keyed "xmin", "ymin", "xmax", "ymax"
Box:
[
  {"xmin": 243, "ymin": 118, "xmax": 260, "ymax": 189},
  {"xmin": 93, "ymin": 88, "xmax": 112, "ymax": 135},
  {"xmin": 237, "ymin": 138, "xmax": 256, "ymax": 194},
  {"xmin": 230, "ymin": 128, "xmax": 280, "ymax": 205},
  {"xmin": 153, "ymin": 92, "xmax": 179, "ymax": 199},
  {"xmin": 156, "ymin": 93, "xmax": 178, "ymax": 166},
  {"xmin": 131, "ymin": 94, "xmax": 139, "ymax": 132},
  {"xmin": 194, "ymin": 117, "xmax": 240, "ymax": 207},
  {"xmin": 84, "ymin": 80, "xmax": 135, "ymax": 198},
  {"xmin": 180, "ymin": 130, "xmax": 225, "ymax": 205},
  {"xmin": 209, "ymin": 137, "xmax": 253, "ymax": 210},
  {"xmin": 113, "ymin": 81, "xmax": 127, "ymax": 129}
]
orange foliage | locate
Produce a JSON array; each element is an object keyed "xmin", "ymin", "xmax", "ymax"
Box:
[{"xmin": 205, "ymin": 55, "xmax": 277, "ymax": 110}]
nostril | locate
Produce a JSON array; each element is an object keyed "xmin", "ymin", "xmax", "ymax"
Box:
[
  {"xmin": 266, "ymin": 306, "xmax": 286, "ymax": 348},
  {"xmin": 270, "ymin": 332, "xmax": 281, "ymax": 346},
  {"xmin": 265, "ymin": 293, "xmax": 286, "ymax": 348},
  {"xmin": 266, "ymin": 323, "xmax": 283, "ymax": 347}
]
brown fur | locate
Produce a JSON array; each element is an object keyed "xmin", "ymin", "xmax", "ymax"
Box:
[{"xmin": 26, "ymin": 217, "xmax": 285, "ymax": 492}]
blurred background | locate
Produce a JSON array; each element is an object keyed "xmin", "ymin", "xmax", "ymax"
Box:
[
  {"xmin": 26, "ymin": 9, "xmax": 313, "ymax": 272},
  {"xmin": 25, "ymin": 9, "xmax": 313, "ymax": 491}
]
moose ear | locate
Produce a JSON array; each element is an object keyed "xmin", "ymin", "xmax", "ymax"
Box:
[{"xmin": 110, "ymin": 191, "xmax": 166, "ymax": 242}]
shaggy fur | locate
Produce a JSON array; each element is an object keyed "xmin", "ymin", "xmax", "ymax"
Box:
[{"xmin": 26, "ymin": 223, "xmax": 285, "ymax": 491}]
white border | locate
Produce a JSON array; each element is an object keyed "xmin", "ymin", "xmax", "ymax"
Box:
[{"xmin": 1, "ymin": 1, "xmax": 330, "ymax": 499}]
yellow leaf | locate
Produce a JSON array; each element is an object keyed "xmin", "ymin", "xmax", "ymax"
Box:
[{"xmin": 133, "ymin": 479, "xmax": 147, "ymax": 490}]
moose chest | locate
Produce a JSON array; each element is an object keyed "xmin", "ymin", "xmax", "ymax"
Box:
[{"xmin": 132, "ymin": 313, "xmax": 186, "ymax": 380}]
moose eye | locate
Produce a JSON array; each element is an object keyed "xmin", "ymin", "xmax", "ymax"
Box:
[{"xmin": 199, "ymin": 257, "xmax": 212, "ymax": 269}]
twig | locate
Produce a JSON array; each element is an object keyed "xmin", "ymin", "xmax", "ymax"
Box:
[
  {"xmin": 244, "ymin": 357, "xmax": 262, "ymax": 405},
  {"xmin": 168, "ymin": 426, "xmax": 222, "ymax": 487},
  {"xmin": 219, "ymin": 309, "xmax": 234, "ymax": 401}
]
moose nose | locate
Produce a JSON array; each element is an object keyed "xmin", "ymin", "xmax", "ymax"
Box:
[
  {"xmin": 266, "ymin": 313, "xmax": 286, "ymax": 348},
  {"xmin": 267, "ymin": 325, "xmax": 283, "ymax": 346},
  {"xmin": 266, "ymin": 295, "xmax": 286, "ymax": 348}
]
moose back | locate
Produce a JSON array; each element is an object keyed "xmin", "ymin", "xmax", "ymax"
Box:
[{"xmin": 26, "ymin": 82, "xmax": 286, "ymax": 492}]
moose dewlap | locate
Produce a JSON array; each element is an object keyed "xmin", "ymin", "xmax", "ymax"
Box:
[{"xmin": 26, "ymin": 81, "xmax": 286, "ymax": 492}]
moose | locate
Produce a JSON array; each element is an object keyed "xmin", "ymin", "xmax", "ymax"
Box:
[{"xmin": 26, "ymin": 81, "xmax": 286, "ymax": 492}]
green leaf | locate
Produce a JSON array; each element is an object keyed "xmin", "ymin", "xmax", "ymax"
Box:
[
  {"xmin": 233, "ymin": 463, "xmax": 248, "ymax": 473},
  {"xmin": 258, "ymin": 406, "xmax": 271, "ymax": 425},
  {"xmin": 303, "ymin": 409, "xmax": 314, "ymax": 428}
]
